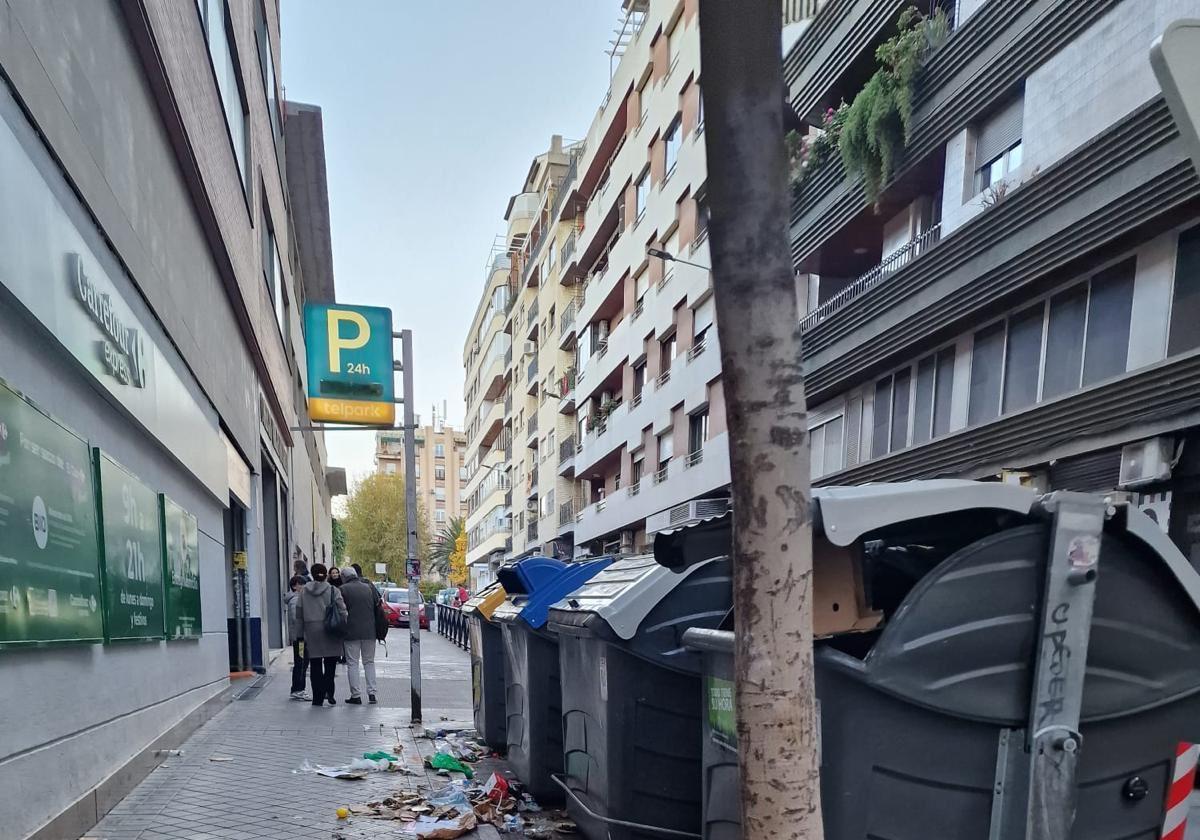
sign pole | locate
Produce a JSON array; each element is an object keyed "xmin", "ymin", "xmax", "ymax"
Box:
[{"xmin": 400, "ymin": 329, "xmax": 422, "ymax": 724}]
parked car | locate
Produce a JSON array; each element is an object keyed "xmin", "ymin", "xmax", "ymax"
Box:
[{"xmin": 381, "ymin": 588, "xmax": 429, "ymax": 630}]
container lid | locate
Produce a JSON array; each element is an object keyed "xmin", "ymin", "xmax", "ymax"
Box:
[
  {"xmin": 551, "ymin": 553, "xmax": 723, "ymax": 640},
  {"xmin": 492, "ymin": 555, "xmax": 614, "ymax": 629},
  {"xmin": 462, "ymin": 581, "xmax": 504, "ymax": 618}
]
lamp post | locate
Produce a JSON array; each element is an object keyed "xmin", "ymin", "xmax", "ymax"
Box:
[{"xmin": 646, "ymin": 246, "xmax": 712, "ymax": 272}]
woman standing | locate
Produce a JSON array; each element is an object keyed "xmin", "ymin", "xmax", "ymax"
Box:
[
  {"xmin": 295, "ymin": 563, "xmax": 348, "ymax": 707},
  {"xmin": 328, "ymin": 566, "xmax": 343, "ymax": 587}
]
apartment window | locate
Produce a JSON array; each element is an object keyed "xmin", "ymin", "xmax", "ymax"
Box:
[
  {"xmin": 384, "ymin": 463, "xmax": 396, "ymax": 475},
  {"xmin": 1081, "ymin": 260, "xmax": 1134, "ymax": 385},
  {"xmin": 548, "ymin": 237, "xmax": 556, "ymax": 268},
  {"xmin": 1171, "ymin": 226, "xmax": 1200, "ymax": 355},
  {"xmin": 693, "ymin": 296, "xmax": 715, "ymax": 345},
  {"xmin": 968, "ymin": 321, "xmax": 1005, "ymax": 425},
  {"xmin": 435, "ymin": 509, "xmax": 446, "ymax": 524},
  {"xmin": 634, "ymin": 267, "xmax": 649, "ymax": 309},
  {"xmin": 688, "ymin": 409, "xmax": 709, "ymax": 455},
  {"xmin": 660, "ymin": 332, "xmax": 677, "ymax": 373},
  {"xmin": 694, "ymin": 189, "xmax": 709, "ymax": 243},
  {"xmin": 1002, "ymin": 305, "xmax": 1044, "ymax": 413},
  {"xmin": 658, "ymin": 432, "xmax": 674, "ymax": 471},
  {"xmin": 632, "ymin": 453, "xmax": 645, "ymax": 485},
  {"xmin": 889, "ymin": 368, "xmax": 911, "ymax": 453},
  {"xmin": 810, "ymin": 415, "xmax": 845, "ymax": 479},
  {"xmin": 414, "ymin": 462, "xmax": 421, "ymax": 478},
  {"xmin": 1042, "ymin": 286, "xmax": 1089, "ymax": 399},
  {"xmin": 666, "ymin": 25, "xmax": 678, "ymax": 76},
  {"xmin": 633, "ymin": 361, "xmax": 647, "ymax": 398},
  {"xmin": 435, "ymin": 465, "xmax": 446, "ymax": 481},
  {"xmin": 638, "ymin": 77, "xmax": 650, "ymax": 128},
  {"xmin": 665, "ymin": 115, "xmax": 682, "ymax": 179},
  {"xmin": 435, "ymin": 488, "xmax": 446, "ymax": 501},
  {"xmin": 435, "ymin": 443, "xmax": 446, "ymax": 458},
  {"xmin": 663, "ymin": 231, "xmax": 679, "ymax": 282},
  {"xmin": 459, "ymin": 466, "xmax": 469, "ymax": 481},
  {"xmin": 974, "ymin": 94, "xmax": 1023, "ymax": 195},
  {"xmin": 253, "ymin": 0, "xmax": 281, "ymax": 149},
  {"xmin": 200, "ymin": 0, "xmax": 250, "ymax": 189},
  {"xmin": 696, "ymin": 90, "xmax": 705, "ymax": 134},
  {"xmin": 636, "ymin": 167, "xmax": 650, "ymax": 222},
  {"xmin": 260, "ymin": 200, "xmax": 286, "ymax": 337}
]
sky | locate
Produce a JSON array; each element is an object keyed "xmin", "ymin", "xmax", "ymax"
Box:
[{"xmin": 281, "ymin": 1, "xmax": 618, "ymax": 486}]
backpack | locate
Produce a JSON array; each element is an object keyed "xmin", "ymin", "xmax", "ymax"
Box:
[{"xmin": 323, "ymin": 587, "xmax": 347, "ymax": 638}]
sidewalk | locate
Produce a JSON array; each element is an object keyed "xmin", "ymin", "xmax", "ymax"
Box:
[{"xmin": 86, "ymin": 631, "xmax": 491, "ymax": 840}]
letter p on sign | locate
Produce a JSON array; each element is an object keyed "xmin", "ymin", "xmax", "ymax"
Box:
[{"xmin": 327, "ymin": 309, "xmax": 371, "ymax": 372}]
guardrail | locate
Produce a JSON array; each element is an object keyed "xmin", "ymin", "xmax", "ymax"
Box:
[{"xmin": 435, "ymin": 603, "xmax": 469, "ymax": 650}]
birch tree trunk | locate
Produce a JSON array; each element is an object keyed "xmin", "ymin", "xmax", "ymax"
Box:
[{"xmin": 697, "ymin": 1, "xmax": 824, "ymax": 837}]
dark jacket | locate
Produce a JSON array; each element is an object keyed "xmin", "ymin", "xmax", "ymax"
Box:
[
  {"xmin": 284, "ymin": 590, "xmax": 302, "ymax": 643},
  {"xmin": 296, "ymin": 580, "xmax": 348, "ymax": 659},
  {"xmin": 339, "ymin": 577, "xmax": 382, "ymax": 641}
]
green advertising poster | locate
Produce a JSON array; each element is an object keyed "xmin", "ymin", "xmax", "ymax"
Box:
[
  {"xmin": 96, "ymin": 451, "xmax": 164, "ymax": 641},
  {"xmin": 161, "ymin": 496, "xmax": 201, "ymax": 640},
  {"xmin": 0, "ymin": 380, "xmax": 104, "ymax": 646},
  {"xmin": 706, "ymin": 676, "xmax": 737, "ymax": 749}
]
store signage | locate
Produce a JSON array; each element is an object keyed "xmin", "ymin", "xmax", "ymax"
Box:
[
  {"xmin": 71, "ymin": 253, "xmax": 148, "ymax": 388},
  {"xmin": 304, "ymin": 303, "xmax": 395, "ymax": 425},
  {"xmin": 706, "ymin": 675, "xmax": 737, "ymax": 748},
  {"xmin": 96, "ymin": 452, "xmax": 165, "ymax": 641},
  {"xmin": 161, "ymin": 495, "xmax": 202, "ymax": 641},
  {"xmin": 0, "ymin": 380, "xmax": 104, "ymax": 646}
]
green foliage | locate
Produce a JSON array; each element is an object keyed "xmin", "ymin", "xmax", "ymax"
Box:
[
  {"xmin": 787, "ymin": 103, "xmax": 848, "ymax": 196},
  {"xmin": 343, "ymin": 473, "xmax": 430, "ymax": 585},
  {"xmin": 428, "ymin": 515, "xmax": 465, "ymax": 578},
  {"xmin": 838, "ymin": 6, "xmax": 949, "ymax": 204},
  {"xmin": 332, "ymin": 518, "xmax": 347, "ymax": 564},
  {"xmin": 419, "ymin": 579, "xmax": 442, "ymax": 601}
]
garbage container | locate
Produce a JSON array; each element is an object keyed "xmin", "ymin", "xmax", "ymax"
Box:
[
  {"xmin": 493, "ymin": 555, "xmax": 613, "ymax": 802},
  {"xmin": 463, "ymin": 582, "xmax": 507, "ymax": 752},
  {"xmin": 547, "ymin": 551, "xmax": 733, "ymax": 840},
  {"xmin": 678, "ymin": 481, "xmax": 1200, "ymax": 840}
]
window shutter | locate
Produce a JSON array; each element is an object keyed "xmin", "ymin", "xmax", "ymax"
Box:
[
  {"xmin": 976, "ymin": 95, "xmax": 1023, "ymax": 165},
  {"xmin": 845, "ymin": 395, "xmax": 863, "ymax": 466},
  {"xmin": 658, "ymin": 433, "xmax": 674, "ymax": 463},
  {"xmin": 693, "ymin": 296, "xmax": 715, "ymax": 334}
]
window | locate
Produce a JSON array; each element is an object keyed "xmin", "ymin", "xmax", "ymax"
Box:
[
  {"xmin": 632, "ymin": 454, "xmax": 645, "ymax": 485},
  {"xmin": 435, "ymin": 465, "xmax": 446, "ymax": 481},
  {"xmin": 435, "ymin": 488, "xmax": 446, "ymax": 501},
  {"xmin": 660, "ymin": 332, "xmax": 677, "ymax": 373},
  {"xmin": 688, "ymin": 409, "xmax": 709, "ymax": 455},
  {"xmin": 871, "ymin": 376, "xmax": 892, "ymax": 458},
  {"xmin": 694, "ymin": 189, "xmax": 709, "ymax": 243},
  {"xmin": 201, "ymin": 0, "xmax": 249, "ymax": 188},
  {"xmin": 696, "ymin": 89, "xmax": 705, "ymax": 134},
  {"xmin": 548, "ymin": 237, "xmax": 556, "ymax": 268},
  {"xmin": 459, "ymin": 466, "xmax": 469, "ymax": 481},
  {"xmin": 1081, "ymin": 260, "xmax": 1134, "ymax": 385},
  {"xmin": 968, "ymin": 321, "xmax": 1005, "ymax": 425},
  {"xmin": 414, "ymin": 462, "xmax": 421, "ymax": 478},
  {"xmin": 435, "ymin": 443, "xmax": 446, "ymax": 458},
  {"xmin": 638, "ymin": 78, "xmax": 650, "ymax": 127},
  {"xmin": 889, "ymin": 369, "xmax": 910, "ymax": 453},
  {"xmin": 254, "ymin": 0, "xmax": 281, "ymax": 149},
  {"xmin": 974, "ymin": 94, "xmax": 1023, "ymax": 195},
  {"xmin": 384, "ymin": 463, "xmax": 396, "ymax": 475},
  {"xmin": 1171, "ymin": 226, "xmax": 1200, "ymax": 355},
  {"xmin": 633, "ymin": 361, "xmax": 647, "ymax": 398},
  {"xmin": 663, "ymin": 231, "xmax": 679, "ymax": 283},
  {"xmin": 634, "ymin": 267, "xmax": 649, "ymax": 308},
  {"xmin": 658, "ymin": 432, "xmax": 674, "ymax": 471},
  {"xmin": 260, "ymin": 200, "xmax": 286, "ymax": 337},
  {"xmin": 1042, "ymin": 286, "xmax": 1088, "ymax": 399},
  {"xmin": 810, "ymin": 415, "xmax": 845, "ymax": 479},
  {"xmin": 665, "ymin": 115, "xmax": 682, "ymax": 178},
  {"xmin": 908, "ymin": 347, "xmax": 956, "ymax": 446},
  {"xmin": 435, "ymin": 509, "xmax": 446, "ymax": 524},
  {"xmin": 1002, "ymin": 305, "xmax": 1043, "ymax": 413},
  {"xmin": 693, "ymin": 296, "xmax": 715, "ymax": 345},
  {"xmin": 635, "ymin": 168, "xmax": 649, "ymax": 222}
]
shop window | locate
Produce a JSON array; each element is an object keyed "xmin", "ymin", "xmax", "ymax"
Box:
[
  {"xmin": 1002, "ymin": 305, "xmax": 1043, "ymax": 413},
  {"xmin": 1170, "ymin": 226, "xmax": 1200, "ymax": 356},
  {"xmin": 968, "ymin": 321, "xmax": 1005, "ymax": 425}
]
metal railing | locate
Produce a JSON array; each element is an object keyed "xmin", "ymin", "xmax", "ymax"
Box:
[
  {"xmin": 633, "ymin": 298, "xmax": 645, "ymax": 320},
  {"xmin": 551, "ymin": 146, "xmax": 585, "ymax": 224},
  {"xmin": 526, "ymin": 297, "xmax": 539, "ymax": 326},
  {"xmin": 655, "ymin": 369, "xmax": 671, "ymax": 390},
  {"xmin": 800, "ymin": 223, "xmax": 943, "ymax": 332},
  {"xmin": 560, "ymin": 436, "xmax": 576, "ymax": 464},
  {"xmin": 685, "ymin": 448, "xmax": 704, "ymax": 469},
  {"xmin": 596, "ymin": 339, "xmax": 609, "ymax": 359},
  {"xmin": 561, "ymin": 230, "xmax": 577, "ymax": 267},
  {"xmin": 558, "ymin": 499, "xmax": 575, "ymax": 527},
  {"xmin": 687, "ymin": 338, "xmax": 707, "ymax": 362},
  {"xmin": 528, "ymin": 357, "xmax": 539, "ymax": 382},
  {"xmin": 435, "ymin": 603, "xmax": 469, "ymax": 650},
  {"xmin": 560, "ymin": 298, "xmax": 580, "ymax": 335},
  {"xmin": 527, "ymin": 522, "xmax": 538, "ymax": 542},
  {"xmin": 628, "ymin": 480, "xmax": 641, "ymax": 497},
  {"xmin": 654, "ymin": 465, "xmax": 669, "ymax": 485},
  {"xmin": 631, "ymin": 391, "xmax": 643, "ymax": 408}
]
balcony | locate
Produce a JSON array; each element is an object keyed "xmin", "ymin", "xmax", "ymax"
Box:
[
  {"xmin": 686, "ymin": 337, "xmax": 708, "ymax": 363},
  {"xmin": 527, "ymin": 521, "xmax": 539, "ymax": 544},
  {"xmin": 655, "ymin": 368, "xmax": 672, "ymax": 390},
  {"xmin": 526, "ymin": 412, "xmax": 539, "ymax": 445},
  {"xmin": 685, "ymin": 448, "xmax": 704, "ymax": 469},
  {"xmin": 558, "ymin": 369, "xmax": 577, "ymax": 415},
  {"xmin": 559, "ymin": 297, "xmax": 581, "ymax": 349},
  {"xmin": 558, "ymin": 499, "xmax": 576, "ymax": 529},
  {"xmin": 525, "ymin": 297, "xmax": 540, "ymax": 336},
  {"xmin": 800, "ymin": 222, "xmax": 943, "ymax": 332},
  {"xmin": 558, "ymin": 435, "xmax": 577, "ymax": 475}
]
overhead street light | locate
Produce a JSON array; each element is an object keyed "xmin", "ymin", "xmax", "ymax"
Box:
[{"xmin": 647, "ymin": 246, "xmax": 711, "ymax": 272}]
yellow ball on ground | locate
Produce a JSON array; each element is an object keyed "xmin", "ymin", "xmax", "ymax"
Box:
[{"xmin": 336, "ymin": 807, "xmax": 349, "ymax": 819}]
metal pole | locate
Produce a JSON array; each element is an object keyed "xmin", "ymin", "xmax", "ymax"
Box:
[{"xmin": 401, "ymin": 329, "xmax": 422, "ymax": 723}]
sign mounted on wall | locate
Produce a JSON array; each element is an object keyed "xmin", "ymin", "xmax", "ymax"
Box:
[
  {"xmin": 303, "ymin": 303, "xmax": 395, "ymax": 425},
  {"xmin": 161, "ymin": 495, "xmax": 202, "ymax": 641}
]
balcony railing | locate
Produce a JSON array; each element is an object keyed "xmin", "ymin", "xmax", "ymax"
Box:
[
  {"xmin": 596, "ymin": 338, "xmax": 609, "ymax": 359},
  {"xmin": 653, "ymin": 465, "xmax": 669, "ymax": 485},
  {"xmin": 685, "ymin": 448, "xmax": 704, "ymax": 469},
  {"xmin": 527, "ymin": 413, "xmax": 539, "ymax": 436},
  {"xmin": 560, "ymin": 298, "xmax": 580, "ymax": 335},
  {"xmin": 655, "ymin": 369, "xmax": 671, "ymax": 390},
  {"xmin": 558, "ymin": 499, "xmax": 575, "ymax": 527},
  {"xmin": 628, "ymin": 480, "xmax": 641, "ymax": 497},
  {"xmin": 504, "ymin": 346, "xmax": 513, "ymax": 368},
  {"xmin": 561, "ymin": 230, "xmax": 577, "ymax": 267},
  {"xmin": 657, "ymin": 269, "xmax": 672, "ymax": 292},
  {"xmin": 527, "ymin": 522, "xmax": 538, "ymax": 543},
  {"xmin": 632, "ymin": 298, "xmax": 645, "ymax": 320},
  {"xmin": 527, "ymin": 357, "xmax": 539, "ymax": 382},
  {"xmin": 800, "ymin": 222, "xmax": 943, "ymax": 332},
  {"xmin": 692, "ymin": 227, "xmax": 709, "ymax": 252},
  {"xmin": 687, "ymin": 338, "xmax": 707, "ymax": 362},
  {"xmin": 559, "ymin": 436, "xmax": 576, "ymax": 464},
  {"xmin": 551, "ymin": 145, "xmax": 584, "ymax": 224},
  {"xmin": 631, "ymin": 390, "xmax": 643, "ymax": 408},
  {"xmin": 504, "ymin": 393, "xmax": 513, "ymax": 414},
  {"xmin": 526, "ymin": 297, "xmax": 539, "ymax": 326}
]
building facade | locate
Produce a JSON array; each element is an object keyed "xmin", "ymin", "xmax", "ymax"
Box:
[
  {"xmin": 376, "ymin": 419, "xmax": 468, "ymax": 529},
  {"xmin": 462, "ymin": 0, "xmax": 729, "ymax": 586},
  {"xmin": 785, "ymin": 0, "xmax": 1200, "ymax": 562},
  {"xmin": 0, "ymin": 2, "xmax": 341, "ymax": 837}
]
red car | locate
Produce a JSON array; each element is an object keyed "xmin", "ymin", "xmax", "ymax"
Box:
[{"xmin": 382, "ymin": 588, "xmax": 429, "ymax": 630}]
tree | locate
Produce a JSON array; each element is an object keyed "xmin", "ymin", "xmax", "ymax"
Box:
[
  {"xmin": 698, "ymin": 2, "xmax": 824, "ymax": 837},
  {"xmin": 343, "ymin": 473, "xmax": 430, "ymax": 584},
  {"xmin": 428, "ymin": 515, "xmax": 465, "ymax": 579},
  {"xmin": 332, "ymin": 518, "xmax": 347, "ymax": 565},
  {"xmin": 448, "ymin": 531, "xmax": 468, "ymax": 588}
]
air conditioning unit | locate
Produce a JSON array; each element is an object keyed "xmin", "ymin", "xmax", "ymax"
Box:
[
  {"xmin": 1118, "ymin": 437, "xmax": 1173, "ymax": 488},
  {"xmin": 645, "ymin": 497, "xmax": 731, "ymax": 536},
  {"xmin": 523, "ymin": 341, "xmax": 537, "ymax": 357}
]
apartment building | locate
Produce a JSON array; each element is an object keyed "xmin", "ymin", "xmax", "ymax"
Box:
[
  {"xmin": 376, "ymin": 419, "xmax": 468, "ymax": 527},
  {"xmin": 560, "ymin": 0, "xmax": 728, "ymax": 558},
  {"xmin": 785, "ymin": 0, "xmax": 1200, "ymax": 561},
  {"xmin": 0, "ymin": 2, "xmax": 342, "ymax": 836}
]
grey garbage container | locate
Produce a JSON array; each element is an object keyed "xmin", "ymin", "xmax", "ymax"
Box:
[
  {"xmin": 547, "ymin": 552, "xmax": 733, "ymax": 840},
  {"xmin": 492, "ymin": 555, "xmax": 613, "ymax": 802},
  {"xmin": 676, "ymin": 481, "xmax": 1200, "ymax": 840},
  {"xmin": 463, "ymin": 583, "xmax": 506, "ymax": 752}
]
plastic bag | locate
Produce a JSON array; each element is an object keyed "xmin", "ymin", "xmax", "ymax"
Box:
[
  {"xmin": 425, "ymin": 752, "xmax": 474, "ymax": 779},
  {"xmin": 427, "ymin": 784, "xmax": 471, "ymax": 809}
]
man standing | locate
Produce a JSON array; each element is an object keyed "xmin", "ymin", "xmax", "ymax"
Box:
[
  {"xmin": 339, "ymin": 566, "xmax": 382, "ymax": 705},
  {"xmin": 284, "ymin": 575, "xmax": 309, "ymax": 701}
]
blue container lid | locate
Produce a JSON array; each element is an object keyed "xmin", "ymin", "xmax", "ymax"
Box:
[{"xmin": 496, "ymin": 555, "xmax": 614, "ymax": 629}]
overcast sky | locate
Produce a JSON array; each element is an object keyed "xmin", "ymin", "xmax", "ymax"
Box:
[{"xmin": 281, "ymin": 1, "xmax": 617, "ymax": 487}]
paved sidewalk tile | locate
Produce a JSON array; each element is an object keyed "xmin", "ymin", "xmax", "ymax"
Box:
[{"xmin": 87, "ymin": 631, "xmax": 479, "ymax": 840}]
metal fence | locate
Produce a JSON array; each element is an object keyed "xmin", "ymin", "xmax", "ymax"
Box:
[{"xmin": 435, "ymin": 603, "xmax": 469, "ymax": 650}]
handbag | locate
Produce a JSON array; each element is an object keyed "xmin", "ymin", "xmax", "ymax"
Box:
[
  {"xmin": 323, "ymin": 587, "xmax": 347, "ymax": 637},
  {"xmin": 375, "ymin": 600, "xmax": 390, "ymax": 641}
]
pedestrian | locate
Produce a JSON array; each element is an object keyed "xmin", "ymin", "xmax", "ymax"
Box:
[
  {"xmin": 456, "ymin": 583, "xmax": 469, "ymax": 607},
  {"xmin": 338, "ymin": 566, "xmax": 382, "ymax": 705},
  {"xmin": 293, "ymin": 557, "xmax": 311, "ymax": 583},
  {"xmin": 329, "ymin": 566, "xmax": 343, "ymax": 587},
  {"xmin": 284, "ymin": 575, "xmax": 310, "ymax": 701},
  {"xmin": 295, "ymin": 563, "xmax": 348, "ymax": 707},
  {"xmin": 351, "ymin": 562, "xmax": 363, "ymax": 578}
]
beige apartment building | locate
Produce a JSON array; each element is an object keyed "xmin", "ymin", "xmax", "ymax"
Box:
[
  {"xmin": 463, "ymin": 0, "xmax": 728, "ymax": 579},
  {"xmin": 376, "ymin": 420, "xmax": 468, "ymax": 529}
]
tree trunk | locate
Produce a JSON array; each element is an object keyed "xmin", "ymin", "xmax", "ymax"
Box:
[{"xmin": 698, "ymin": 2, "xmax": 824, "ymax": 838}]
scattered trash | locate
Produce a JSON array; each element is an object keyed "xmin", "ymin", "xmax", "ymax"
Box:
[
  {"xmin": 482, "ymin": 772, "xmax": 509, "ymax": 804},
  {"xmin": 412, "ymin": 811, "xmax": 476, "ymax": 839},
  {"xmin": 208, "ymin": 756, "xmax": 234, "ymax": 763},
  {"xmin": 335, "ymin": 807, "xmax": 349, "ymax": 820},
  {"xmin": 362, "ymin": 750, "xmax": 399, "ymax": 762},
  {"xmin": 427, "ymin": 784, "xmax": 472, "ymax": 809},
  {"xmin": 425, "ymin": 752, "xmax": 474, "ymax": 779},
  {"xmin": 155, "ymin": 749, "xmax": 183, "ymax": 757},
  {"xmin": 317, "ymin": 767, "xmax": 369, "ymax": 781}
]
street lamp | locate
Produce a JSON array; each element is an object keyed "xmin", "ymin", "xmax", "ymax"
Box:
[{"xmin": 647, "ymin": 246, "xmax": 711, "ymax": 272}]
